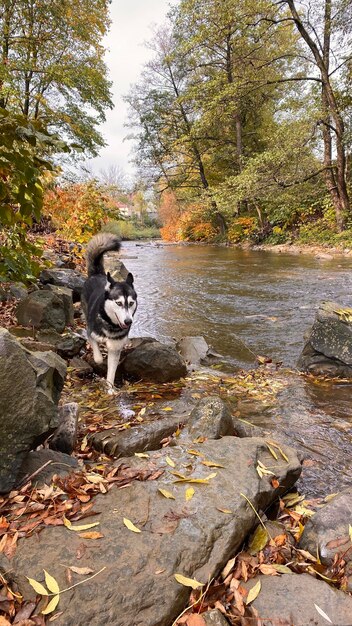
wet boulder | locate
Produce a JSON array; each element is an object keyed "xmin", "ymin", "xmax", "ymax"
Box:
[
  {"xmin": 187, "ymin": 396, "xmax": 234, "ymax": 439},
  {"xmin": 16, "ymin": 290, "xmax": 66, "ymax": 333},
  {"xmin": 299, "ymin": 487, "xmax": 352, "ymax": 588},
  {"xmin": 39, "ymin": 268, "xmax": 85, "ymax": 302},
  {"xmin": 243, "ymin": 573, "xmax": 352, "ymax": 625},
  {"xmin": 123, "ymin": 340, "xmax": 187, "ymax": 383},
  {"xmin": 176, "ymin": 336, "xmax": 209, "ymax": 365},
  {"xmin": 298, "ymin": 301, "xmax": 352, "ymax": 377},
  {"xmin": 0, "ymin": 436, "xmax": 301, "ymax": 626},
  {"xmin": 49, "ymin": 402, "xmax": 79, "ymax": 455},
  {"xmin": 0, "ymin": 329, "xmax": 66, "ymax": 492},
  {"xmin": 16, "ymin": 449, "xmax": 79, "ymax": 487}
]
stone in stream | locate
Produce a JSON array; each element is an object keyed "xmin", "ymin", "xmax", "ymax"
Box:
[
  {"xmin": 299, "ymin": 487, "xmax": 352, "ymax": 590},
  {"xmin": 0, "ymin": 437, "xmax": 301, "ymax": 626},
  {"xmin": 0, "ymin": 329, "xmax": 66, "ymax": 492},
  {"xmin": 176, "ymin": 336, "xmax": 209, "ymax": 365},
  {"xmin": 187, "ymin": 396, "xmax": 234, "ymax": 439},
  {"xmin": 298, "ymin": 301, "xmax": 352, "ymax": 377},
  {"xmin": 243, "ymin": 573, "xmax": 352, "ymax": 625},
  {"xmin": 122, "ymin": 339, "xmax": 187, "ymax": 383}
]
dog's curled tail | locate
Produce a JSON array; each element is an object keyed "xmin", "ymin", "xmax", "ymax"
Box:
[{"xmin": 86, "ymin": 232, "xmax": 121, "ymax": 276}]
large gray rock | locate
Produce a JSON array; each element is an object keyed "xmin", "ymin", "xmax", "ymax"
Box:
[
  {"xmin": 16, "ymin": 449, "xmax": 79, "ymax": 487},
  {"xmin": 298, "ymin": 301, "xmax": 352, "ymax": 377},
  {"xmin": 243, "ymin": 573, "xmax": 352, "ymax": 625},
  {"xmin": 39, "ymin": 268, "xmax": 85, "ymax": 302},
  {"xmin": 16, "ymin": 291, "xmax": 66, "ymax": 333},
  {"xmin": 0, "ymin": 436, "xmax": 301, "ymax": 626},
  {"xmin": 123, "ymin": 340, "xmax": 187, "ymax": 383},
  {"xmin": 43, "ymin": 284, "xmax": 75, "ymax": 326},
  {"xmin": 187, "ymin": 396, "xmax": 234, "ymax": 439},
  {"xmin": 0, "ymin": 329, "xmax": 66, "ymax": 492},
  {"xmin": 176, "ymin": 336, "xmax": 209, "ymax": 365},
  {"xmin": 300, "ymin": 488, "xmax": 352, "ymax": 580}
]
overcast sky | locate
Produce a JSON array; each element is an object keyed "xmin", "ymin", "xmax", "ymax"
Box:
[{"xmin": 86, "ymin": 0, "xmax": 173, "ymax": 179}]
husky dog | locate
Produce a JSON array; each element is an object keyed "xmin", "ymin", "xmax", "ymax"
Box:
[{"xmin": 81, "ymin": 233, "xmax": 137, "ymax": 390}]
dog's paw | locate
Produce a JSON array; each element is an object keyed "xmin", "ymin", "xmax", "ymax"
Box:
[{"xmin": 107, "ymin": 386, "xmax": 118, "ymax": 396}]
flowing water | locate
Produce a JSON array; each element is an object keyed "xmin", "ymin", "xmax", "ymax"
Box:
[{"xmin": 120, "ymin": 242, "xmax": 352, "ymax": 496}]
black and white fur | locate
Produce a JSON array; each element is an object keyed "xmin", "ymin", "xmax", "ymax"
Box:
[{"xmin": 81, "ymin": 233, "xmax": 137, "ymax": 391}]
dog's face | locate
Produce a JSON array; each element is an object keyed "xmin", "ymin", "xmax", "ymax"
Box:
[{"xmin": 104, "ymin": 272, "xmax": 137, "ymax": 329}]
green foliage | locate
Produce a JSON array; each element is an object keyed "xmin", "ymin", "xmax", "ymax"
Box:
[
  {"xmin": 0, "ymin": 0, "xmax": 112, "ymax": 156},
  {"xmin": 227, "ymin": 217, "xmax": 259, "ymax": 243},
  {"xmin": 0, "ymin": 225, "xmax": 43, "ymax": 282},
  {"xmin": 0, "ymin": 108, "xmax": 68, "ymax": 282}
]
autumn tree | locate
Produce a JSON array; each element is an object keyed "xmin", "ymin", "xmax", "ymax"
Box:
[
  {"xmin": 278, "ymin": 0, "xmax": 352, "ymax": 230},
  {"xmin": 0, "ymin": 0, "xmax": 112, "ymax": 155}
]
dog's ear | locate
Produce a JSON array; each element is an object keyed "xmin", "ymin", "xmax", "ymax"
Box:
[
  {"xmin": 105, "ymin": 272, "xmax": 114, "ymax": 291},
  {"xmin": 126, "ymin": 272, "xmax": 134, "ymax": 286}
]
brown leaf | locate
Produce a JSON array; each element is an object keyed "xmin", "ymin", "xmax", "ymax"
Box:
[
  {"xmin": 186, "ymin": 615, "xmax": 206, "ymax": 626},
  {"xmin": 78, "ymin": 531, "xmax": 104, "ymax": 539},
  {"xmin": 67, "ymin": 566, "xmax": 94, "ymax": 575},
  {"xmin": 13, "ymin": 602, "xmax": 36, "ymax": 622}
]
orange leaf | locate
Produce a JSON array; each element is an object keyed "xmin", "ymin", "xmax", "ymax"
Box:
[{"xmin": 78, "ymin": 531, "xmax": 104, "ymax": 539}]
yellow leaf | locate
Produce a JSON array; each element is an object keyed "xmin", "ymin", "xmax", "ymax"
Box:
[
  {"xmin": 85, "ymin": 473, "xmax": 105, "ymax": 484},
  {"xmin": 174, "ymin": 574, "xmax": 204, "ymax": 589},
  {"xmin": 205, "ymin": 472, "xmax": 217, "ymax": 480},
  {"xmin": 314, "ymin": 604, "xmax": 333, "ymax": 624},
  {"xmin": 80, "ymin": 435, "xmax": 88, "ymax": 451},
  {"xmin": 266, "ymin": 443, "xmax": 278, "ymax": 460},
  {"xmin": 248, "ymin": 525, "xmax": 268, "ymax": 555},
  {"xmin": 165, "ymin": 456, "xmax": 175, "ymax": 468},
  {"xmin": 187, "ymin": 449, "xmax": 203, "ymax": 457},
  {"xmin": 26, "ymin": 578, "xmax": 48, "ymax": 596},
  {"xmin": 170, "ymin": 471, "xmax": 187, "ymax": 479},
  {"xmin": 217, "ymin": 507, "xmax": 232, "ymax": 514},
  {"xmin": 123, "ymin": 518, "xmax": 141, "ymax": 533},
  {"xmin": 202, "ymin": 461, "xmax": 225, "ymax": 468},
  {"xmin": 246, "ymin": 580, "xmax": 261, "ymax": 605},
  {"xmin": 69, "ymin": 522, "xmax": 100, "ymax": 532},
  {"xmin": 158, "ymin": 488, "xmax": 175, "ymax": 500},
  {"xmin": 272, "ymin": 564, "xmax": 293, "ymax": 574},
  {"xmin": 162, "ymin": 407, "xmax": 173, "ymax": 411},
  {"xmin": 134, "ymin": 452, "xmax": 149, "ymax": 458},
  {"xmin": 185, "ymin": 487, "xmax": 195, "ymax": 501},
  {"xmin": 173, "ymin": 478, "xmax": 210, "ymax": 484},
  {"xmin": 44, "ymin": 570, "xmax": 60, "ymax": 594},
  {"xmin": 42, "ymin": 594, "xmax": 60, "ymax": 615},
  {"xmin": 349, "ymin": 524, "xmax": 352, "ymax": 543},
  {"xmin": 63, "ymin": 516, "xmax": 72, "ymax": 529}
]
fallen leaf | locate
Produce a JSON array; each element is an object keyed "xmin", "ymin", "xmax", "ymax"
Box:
[
  {"xmin": 26, "ymin": 577, "xmax": 48, "ymax": 596},
  {"xmin": 158, "ymin": 488, "xmax": 175, "ymax": 500},
  {"xmin": 185, "ymin": 487, "xmax": 195, "ymax": 501},
  {"xmin": 221, "ymin": 556, "xmax": 236, "ymax": 579},
  {"xmin": 77, "ymin": 531, "xmax": 104, "ymax": 539},
  {"xmin": 174, "ymin": 574, "xmax": 204, "ymax": 589},
  {"xmin": 123, "ymin": 518, "xmax": 141, "ymax": 533},
  {"xmin": 246, "ymin": 579, "xmax": 261, "ymax": 604},
  {"xmin": 186, "ymin": 615, "xmax": 206, "ymax": 625},
  {"xmin": 162, "ymin": 407, "xmax": 173, "ymax": 411},
  {"xmin": 44, "ymin": 570, "xmax": 60, "ymax": 594},
  {"xmin": 349, "ymin": 524, "xmax": 352, "ymax": 543},
  {"xmin": 134, "ymin": 453, "xmax": 149, "ymax": 458},
  {"xmin": 42, "ymin": 595, "xmax": 60, "ymax": 615},
  {"xmin": 217, "ymin": 507, "xmax": 232, "ymax": 514},
  {"xmin": 63, "ymin": 517, "xmax": 100, "ymax": 532},
  {"xmin": 187, "ymin": 449, "xmax": 203, "ymax": 457},
  {"xmin": 259, "ymin": 564, "xmax": 278, "ymax": 576},
  {"xmin": 272, "ymin": 564, "xmax": 293, "ymax": 574},
  {"xmin": 67, "ymin": 566, "xmax": 94, "ymax": 575},
  {"xmin": 165, "ymin": 456, "xmax": 176, "ymax": 468},
  {"xmin": 0, "ymin": 618, "xmax": 11, "ymax": 626},
  {"xmin": 314, "ymin": 604, "xmax": 333, "ymax": 624},
  {"xmin": 248, "ymin": 525, "xmax": 268, "ymax": 555},
  {"xmin": 155, "ymin": 569, "xmax": 165, "ymax": 575}
]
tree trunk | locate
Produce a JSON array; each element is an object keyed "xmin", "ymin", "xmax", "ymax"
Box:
[{"xmin": 286, "ymin": 0, "xmax": 350, "ymax": 230}]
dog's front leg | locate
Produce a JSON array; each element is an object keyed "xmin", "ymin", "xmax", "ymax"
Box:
[
  {"xmin": 89, "ymin": 335, "xmax": 103, "ymax": 364},
  {"xmin": 106, "ymin": 339, "xmax": 122, "ymax": 391}
]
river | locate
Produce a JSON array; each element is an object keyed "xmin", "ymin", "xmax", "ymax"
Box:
[{"xmin": 120, "ymin": 242, "xmax": 352, "ymax": 497}]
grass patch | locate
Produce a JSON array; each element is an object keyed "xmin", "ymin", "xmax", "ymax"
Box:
[{"xmin": 102, "ymin": 219, "xmax": 160, "ymax": 240}]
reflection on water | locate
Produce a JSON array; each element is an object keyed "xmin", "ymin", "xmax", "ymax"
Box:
[{"xmin": 120, "ymin": 242, "xmax": 352, "ymax": 496}]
